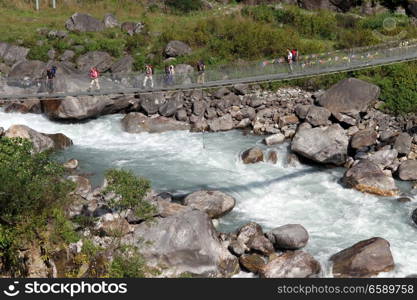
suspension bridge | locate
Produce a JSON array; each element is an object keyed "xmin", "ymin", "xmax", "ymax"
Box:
[{"xmin": 0, "ymin": 39, "xmax": 416, "ymax": 101}]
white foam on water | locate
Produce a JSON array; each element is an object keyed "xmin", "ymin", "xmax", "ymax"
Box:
[{"xmin": 1, "ymin": 110, "xmax": 416, "ymax": 277}]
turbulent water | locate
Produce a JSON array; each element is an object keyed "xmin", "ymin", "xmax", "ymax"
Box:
[{"xmin": 1, "ymin": 110, "xmax": 417, "ymax": 278}]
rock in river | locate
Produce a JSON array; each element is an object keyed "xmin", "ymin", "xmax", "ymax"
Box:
[
  {"xmin": 291, "ymin": 124, "xmax": 348, "ymax": 166},
  {"xmin": 330, "ymin": 237, "xmax": 395, "ymax": 278},
  {"xmin": 266, "ymin": 224, "xmax": 309, "ymax": 250},
  {"xmin": 342, "ymin": 159, "xmax": 398, "ymax": 196},
  {"xmin": 183, "ymin": 190, "xmax": 236, "ymax": 219},
  {"xmin": 122, "ymin": 210, "xmax": 239, "ymax": 277},
  {"xmin": 121, "ymin": 112, "xmax": 190, "ymax": 133}
]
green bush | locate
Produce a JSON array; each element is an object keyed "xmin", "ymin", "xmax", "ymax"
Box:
[
  {"xmin": 103, "ymin": 169, "xmax": 155, "ymax": 219},
  {"xmin": 27, "ymin": 44, "xmax": 51, "ymax": 61},
  {"xmin": 109, "ymin": 246, "xmax": 147, "ymax": 278},
  {"xmin": 0, "ymin": 137, "xmax": 74, "ymax": 275}
]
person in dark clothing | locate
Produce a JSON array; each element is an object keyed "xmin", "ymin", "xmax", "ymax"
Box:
[
  {"xmin": 45, "ymin": 66, "xmax": 56, "ymax": 93},
  {"xmin": 197, "ymin": 60, "xmax": 206, "ymax": 84}
]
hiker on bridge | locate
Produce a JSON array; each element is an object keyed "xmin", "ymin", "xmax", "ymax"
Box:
[
  {"xmin": 45, "ymin": 65, "xmax": 57, "ymax": 93},
  {"xmin": 197, "ymin": 60, "xmax": 206, "ymax": 84},
  {"xmin": 143, "ymin": 64, "xmax": 154, "ymax": 89},
  {"xmin": 88, "ymin": 67, "xmax": 100, "ymax": 91},
  {"xmin": 291, "ymin": 49, "xmax": 298, "ymax": 63},
  {"xmin": 287, "ymin": 48, "xmax": 294, "ymax": 72},
  {"xmin": 164, "ymin": 64, "xmax": 175, "ymax": 86}
]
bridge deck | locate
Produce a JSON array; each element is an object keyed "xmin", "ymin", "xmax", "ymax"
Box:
[{"xmin": 1, "ymin": 40, "xmax": 416, "ymax": 100}]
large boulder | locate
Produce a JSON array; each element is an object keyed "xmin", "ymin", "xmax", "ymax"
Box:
[
  {"xmin": 266, "ymin": 224, "xmax": 309, "ymax": 250},
  {"xmin": 317, "ymin": 78, "xmax": 380, "ymax": 113},
  {"xmin": 398, "ymin": 160, "xmax": 417, "ymax": 181},
  {"xmin": 350, "ymin": 129, "xmax": 378, "ymax": 149},
  {"xmin": 165, "ymin": 40, "xmax": 192, "ymax": 58},
  {"xmin": 183, "ymin": 190, "xmax": 236, "ymax": 219},
  {"xmin": 8, "ymin": 60, "xmax": 46, "ymax": 79},
  {"xmin": 342, "ymin": 159, "xmax": 398, "ymax": 196},
  {"xmin": 4, "ymin": 100, "xmax": 41, "ymax": 114},
  {"xmin": 45, "ymin": 133, "xmax": 73, "ymax": 150},
  {"xmin": 4, "ymin": 125, "xmax": 71, "ymax": 153},
  {"xmin": 239, "ymin": 254, "xmax": 265, "ymax": 274},
  {"xmin": 68, "ymin": 175, "xmax": 92, "ymax": 199},
  {"xmin": 42, "ymin": 95, "xmax": 134, "ymax": 121},
  {"xmin": 241, "ymin": 147, "xmax": 264, "ymax": 164},
  {"xmin": 123, "ymin": 210, "xmax": 239, "ymax": 277},
  {"xmin": 264, "ymin": 133, "xmax": 285, "ymax": 146},
  {"xmin": 110, "ymin": 55, "xmax": 134, "ymax": 73},
  {"xmin": 0, "ymin": 42, "xmax": 29, "ymax": 66},
  {"xmin": 291, "ymin": 124, "xmax": 348, "ymax": 166},
  {"xmin": 330, "ymin": 237, "xmax": 395, "ymax": 278},
  {"xmin": 259, "ymin": 251, "xmax": 321, "ymax": 278},
  {"xmin": 121, "ymin": 112, "xmax": 190, "ymax": 133},
  {"xmin": 76, "ymin": 51, "xmax": 113, "ymax": 73},
  {"xmin": 121, "ymin": 22, "xmax": 144, "ymax": 36},
  {"xmin": 65, "ymin": 13, "xmax": 105, "ymax": 32}
]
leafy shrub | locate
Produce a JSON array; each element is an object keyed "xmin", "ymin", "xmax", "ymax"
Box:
[
  {"xmin": 109, "ymin": 246, "xmax": 147, "ymax": 278},
  {"xmin": 103, "ymin": 169, "xmax": 154, "ymax": 219},
  {"xmin": 27, "ymin": 44, "xmax": 51, "ymax": 61}
]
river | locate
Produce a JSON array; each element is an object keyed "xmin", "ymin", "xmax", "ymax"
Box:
[{"xmin": 1, "ymin": 110, "xmax": 416, "ymax": 277}]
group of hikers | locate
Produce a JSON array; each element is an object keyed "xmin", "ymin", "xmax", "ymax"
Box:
[
  {"xmin": 43, "ymin": 60, "xmax": 207, "ymax": 93},
  {"xmin": 42, "ymin": 48, "xmax": 298, "ymax": 93}
]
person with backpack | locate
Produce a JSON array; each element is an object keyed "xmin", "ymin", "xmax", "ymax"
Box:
[
  {"xmin": 45, "ymin": 67, "xmax": 56, "ymax": 93},
  {"xmin": 88, "ymin": 67, "xmax": 100, "ymax": 91},
  {"xmin": 164, "ymin": 64, "xmax": 175, "ymax": 86},
  {"xmin": 143, "ymin": 64, "xmax": 154, "ymax": 89},
  {"xmin": 197, "ymin": 60, "xmax": 206, "ymax": 84},
  {"xmin": 291, "ymin": 49, "xmax": 298, "ymax": 63},
  {"xmin": 287, "ymin": 48, "xmax": 293, "ymax": 72}
]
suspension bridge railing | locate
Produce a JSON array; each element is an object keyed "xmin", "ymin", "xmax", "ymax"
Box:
[{"xmin": 1, "ymin": 39, "xmax": 417, "ymax": 99}]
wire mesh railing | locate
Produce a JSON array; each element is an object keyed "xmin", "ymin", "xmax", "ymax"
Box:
[{"xmin": 1, "ymin": 39, "xmax": 417, "ymax": 99}]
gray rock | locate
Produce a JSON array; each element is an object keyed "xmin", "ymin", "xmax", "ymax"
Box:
[
  {"xmin": 45, "ymin": 133, "xmax": 73, "ymax": 150},
  {"xmin": 4, "ymin": 100, "xmax": 41, "ymax": 114},
  {"xmin": 398, "ymin": 160, "xmax": 417, "ymax": 181},
  {"xmin": 412, "ymin": 208, "xmax": 417, "ymax": 226},
  {"xmin": 165, "ymin": 40, "xmax": 192, "ymax": 57},
  {"xmin": 367, "ymin": 149, "xmax": 398, "ymax": 169},
  {"xmin": 237, "ymin": 222, "xmax": 264, "ymax": 246},
  {"xmin": 42, "ymin": 95, "xmax": 134, "ymax": 121},
  {"xmin": 330, "ymin": 237, "xmax": 395, "ymax": 278},
  {"xmin": 122, "ymin": 210, "xmax": 239, "ymax": 277},
  {"xmin": 247, "ymin": 235, "xmax": 275, "ymax": 255},
  {"xmin": 241, "ymin": 147, "xmax": 264, "ymax": 164},
  {"xmin": 8, "ymin": 60, "xmax": 46, "ymax": 79},
  {"xmin": 183, "ymin": 190, "xmax": 236, "ymax": 218},
  {"xmin": 380, "ymin": 130, "xmax": 398, "ymax": 143},
  {"xmin": 121, "ymin": 21, "xmax": 144, "ymax": 35},
  {"xmin": 266, "ymin": 224, "xmax": 309, "ymax": 250},
  {"xmin": 176, "ymin": 109, "xmax": 188, "ymax": 122},
  {"xmin": 342, "ymin": 159, "xmax": 398, "ymax": 196},
  {"xmin": 208, "ymin": 114, "xmax": 234, "ymax": 132},
  {"xmin": 351, "ymin": 129, "xmax": 378, "ymax": 149},
  {"xmin": 332, "ymin": 112, "xmax": 357, "ymax": 127},
  {"xmin": 159, "ymin": 98, "xmax": 178, "ymax": 117},
  {"xmin": 193, "ymin": 101, "xmax": 206, "ymax": 116},
  {"xmin": 232, "ymin": 84, "xmax": 249, "ymax": 95},
  {"xmin": 140, "ymin": 93, "xmax": 165, "ymax": 115},
  {"xmin": 0, "ymin": 42, "xmax": 29, "ymax": 65},
  {"xmin": 264, "ymin": 133, "xmax": 285, "ymax": 146},
  {"xmin": 305, "ymin": 106, "xmax": 331, "ymax": 126},
  {"xmin": 110, "ymin": 55, "xmax": 134, "ymax": 73},
  {"xmin": 65, "ymin": 13, "xmax": 105, "ymax": 32},
  {"xmin": 213, "ymin": 87, "xmax": 230, "ymax": 99},
  {"xmin": 259, "ymin": 251, "xmax": 321, "ymax": 278},
  {"xmin": 103, "ymin": 13, "xmax": 119, "ymax": 28},
  {"xmin": 121, "ymin": 112, "xmax": 190, "ymax": 133},
  {"xmin": 291, "ymin": 124, "xmax": 348, "ymax": 166},
  {"xmin": 318, "ymin": 78, "xmax": 379, "ymax": 113},
  {"xmin": 5, "ymin": 125, "xmax": 55, "ymax": 153},
  {"xmin": 76, "ymin": 51, "xmax": 113, "ymax": 72},
  {"xmin": 394, "ymin": 133, "xmax": 412, "ymax": 156},
  {"xmin": 294, "ymin": 104, "xmax": 311, "ymax": 120},
  {"xmin": 59, "ymin": 50, "xmax": 75, "ymax": 61}
]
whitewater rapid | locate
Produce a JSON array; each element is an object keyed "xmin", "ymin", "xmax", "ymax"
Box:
[{"xmin": 1, "ymin": 110, "xmax": 416, "ymax": 277}]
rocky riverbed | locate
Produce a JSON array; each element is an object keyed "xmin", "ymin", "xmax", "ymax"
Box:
[{"xmin": 1, "ymin": 77, "xmax": 417, "ymax": 278}]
